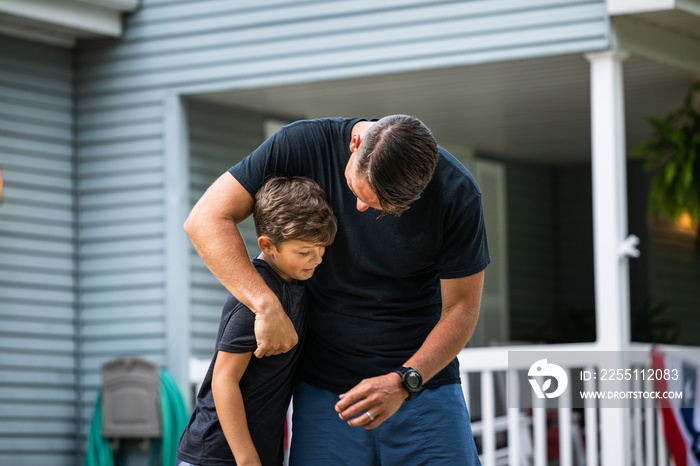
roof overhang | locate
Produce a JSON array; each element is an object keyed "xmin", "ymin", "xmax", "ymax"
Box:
[
  {"xmin": 608, "ymin": 0, "xmax": 700, "ymax": 77},
  {"xmin": 0, "ymin": 0, "xmax": 139, "ymax": 47},
  {"xmin": 196, "ymin": 52, "xmax": 695, "ymax": 165},
  {"xmin": 194, "ymin": 1, "xmax": 699, "ymax": 165},
  {"xmin": 608, "ymin": 0, "xmax": 700, "ymax": 16},
  {"xmin": 607, "ymin": 0, "xmax": 700, "ymax": 73}
]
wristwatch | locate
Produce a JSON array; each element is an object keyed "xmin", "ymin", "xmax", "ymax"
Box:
[{"xmin": 393, "ymin": 366, "xmax": 423, "ymax": 400}]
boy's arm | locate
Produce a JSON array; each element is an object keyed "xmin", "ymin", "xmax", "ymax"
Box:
[
  {"xmin": 184, "ymin": 173, "xmax": 297, "ymax": 357},
  {"xmin": 212, "ymin": 350, "xmax": 261, "ymax": 466}
]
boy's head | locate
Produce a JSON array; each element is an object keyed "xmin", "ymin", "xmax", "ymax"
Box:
[{"xmin": 254, "ymin": 176, "xmax": 338, "ymax": 282}]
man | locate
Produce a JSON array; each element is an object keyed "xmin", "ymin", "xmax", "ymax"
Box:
[{"xmin": 185, "ymin": 115, "xmax": 489, "ymax": 464}]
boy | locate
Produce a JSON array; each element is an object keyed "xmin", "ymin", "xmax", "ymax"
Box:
[{"xmin": 176, "ymin": 176, "xmax": 338, "ymax": 466}]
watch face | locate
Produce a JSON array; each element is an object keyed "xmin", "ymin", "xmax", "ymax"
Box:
[{"xmin": 406, "ymin": 371, "xmax": 421, "ymax": 390}]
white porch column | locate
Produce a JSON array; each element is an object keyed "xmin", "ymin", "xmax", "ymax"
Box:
[
  {"xmin": 586, "ymin": 50, "xmax": 633, "ymax": 466},
  {"xmin": 587, "ymin": 49, "xmax": 633, "ymax": 352}
]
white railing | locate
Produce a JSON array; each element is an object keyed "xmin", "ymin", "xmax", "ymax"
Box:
[
  {"xmin": 188, "ymin": 343, "xmax": 699, "ymax": 466},
  {"xmin": 458, "ymin": 342, "xmax": 685, "ymax": 466}
]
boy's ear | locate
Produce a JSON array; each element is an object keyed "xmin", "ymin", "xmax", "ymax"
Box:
[{"xmin": 258, "ymin": 236, "xmax": 276, "ymax": 254}]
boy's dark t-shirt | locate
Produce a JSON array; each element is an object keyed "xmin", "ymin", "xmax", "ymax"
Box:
[
  {"xmin": 177, "ymin": 258, "xmax": 306, "ymax": 466},
  {"xmin": 229, "ymin": 117, "xmax": 491, "ymax": 394}
]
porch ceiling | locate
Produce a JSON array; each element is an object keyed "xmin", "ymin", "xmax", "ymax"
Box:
[
  {"xmin": 197, "ymin": 53, "xmax": 695, "ymax": 165},
  {"xmin": 630, "ymin": 8, "xmax": 700, "ymax": 41}
]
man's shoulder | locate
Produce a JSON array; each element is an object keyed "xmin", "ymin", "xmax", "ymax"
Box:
[
  {"xmin": 432, "ymin": 147, "xmax": 481, "ymax": 202},
  {"xmin": 436, "ymin": 147, "xmax": 474, "ymax": 177},
  {"xmin": 282, "ymin": 117, "xmax": 344, "ymax": 130},
  {"xmin": 282, "ymin": 117, "xmax": 364, "ymax": 138}
]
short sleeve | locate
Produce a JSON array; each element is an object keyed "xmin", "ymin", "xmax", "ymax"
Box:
[
  {"xmin": 228, "ymin": 125, "xmax": 304, "ymax": 198},
  {"xmin": 218, "ymin": 294, "xmax": 257, "ymax": 353},
  {"xmin": 437, "ymin": 193, "xmax": 491, "ymax": 279}
]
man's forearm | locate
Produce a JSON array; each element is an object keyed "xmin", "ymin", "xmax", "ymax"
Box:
[
  {"xmin": 403, "ymin": 304, "xmax": 478, "ymax": 383},
  {"xmin": 185, "ymin": 212, "xmax": 278, "ymax": 314},
  {"xmin": 334, "ymin": 274, "xmax": 484, "ymax": 428},
  {"xmin": 184, "ymin": 173, "xmax": 297, "ymax": 356},
  {"xmin": 333, "ymin": 309, "xmax": 477, "ymax": 430},
  {"xmin": 404, "ymin": 272, "xmax": 484, "ymax": 383}
]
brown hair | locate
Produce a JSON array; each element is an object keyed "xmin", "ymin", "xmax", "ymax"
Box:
[
  {"xmin": 354, "ymin": 115, "xmax": 439, "ymax": 216},
  {"xmin": 254, "ymin": 176, "xmax": 337, "ymax": 247}
]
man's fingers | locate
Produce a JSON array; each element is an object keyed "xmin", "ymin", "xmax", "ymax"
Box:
[
  {"xmin": 339, "ymin": 402, "xmax": 386, "ymax": 430},
  {"xmin": 252, "ymin": 329, "xmax": 298, "ymax": 358},
  {"xmin": 254, "ymin": 340, "xmax": 297, "ymax": 358},
  {"xmin": 253, "ymin": 344, "xmax": 279, "ymax": 358},
  {"xmin": 253, "ymin": 306, "xmax": 298, "ymax": 358},
  {"xmin": 350, "ymin": 411, "xmax": 384, "ymax": 430},
  {"xmin": 335, "ymin": 374, "xmax": 407, "ymax": 429},
  {"xmin": 335, "ymin": 387, "xmax": 364, "ymax": 414},
  {"xmin": 336, "ymin": 386, "xmax": 376, "ymax": 420}
]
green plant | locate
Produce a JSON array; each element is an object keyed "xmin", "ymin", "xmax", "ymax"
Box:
[{"xmin": 630, "ymin": 81, "xmax": 700, "ymax": 236}]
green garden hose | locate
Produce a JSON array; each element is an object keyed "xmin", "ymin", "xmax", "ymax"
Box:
[
  {"xmin": 83, "ymin": 390, "xmax": 114, "ymax": 466},
  {"xmin": 158, "ymin": 368, "xmax": 189, "ymax": 466},
  {"xmin": 83, "ymin": 368, "xmax": 189, "ymax": 466}
]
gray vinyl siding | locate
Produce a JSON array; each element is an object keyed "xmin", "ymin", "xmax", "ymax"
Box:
[
  {"xmin": 76, "ymin": 101, "xmax": 168, "ymax": 440},
  {"xmin": 507, "ymin": 158, "xmax": 700, "ymax": 346},
  {"xmin": 76, "ymin": 0, "xmax": 609, "ymax": 100},
  {"xmin": 649, "ymin": 227, "xmax": 700, "ymax": 346},
  {"xmin": 555, "ymin": 165, "xmax": 595, "ymax": 312},
  {"xmin": 187, "ymin": 100, "xmax": 264, "ymax": 359},
  {"xmin": 0, "ymin": 36, "xmax": 78, "ymax": 466},
  {"xmin": 506, "ymin": 161, "xmax": 557, "ymax": 340},
  {"xmin": 507, "ymin": 161, "xmax": 596, "ymax": 342}
]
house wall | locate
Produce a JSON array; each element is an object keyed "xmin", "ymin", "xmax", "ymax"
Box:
[
  {"xmin": 77, "ymin": 0, "xmax": 609, "ymax": 98},
  {"xmin": 649, "ymin": 225, "xmax": 700, "ymax": 345},
  {"xmin": 546, "ymin": 161, "xmax": 699, "ymax": 346},
  {"xmin": 75, "ymin": 84, "xmax": 169, "ymax": 460},
  {"xmin": 556, "ymin": 165, "xmax": 596, "ymax": 310},
  {"xmin": 553, "ymin": 164, "xmax": 597, "ymax": 341},
  {"xmin": 506, "ymin": 157, "xmax": 700, "ymax": 346},
  {"xmin": 0, "ymin": 36, "xmax": 78, "ymax": 466},
  {"xmin": 506, "ymin": 161, "xmax": 558, "ymax": 341},
  {"xmin": 507, "ymin": 161, "xmax": 597, "ymax": 343},
  {"xmin": 187, "ymin": 100, "xmax": 264, "ymax": 361}
]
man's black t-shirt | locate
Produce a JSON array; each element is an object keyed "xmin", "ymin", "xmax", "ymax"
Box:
[
  {"xmin": 177, "ymin": 258, "xmax": 306, "ymax": 466},
  {"xmin": 229, "ymin": 117, "xmax": 490, "ymax": 393}
]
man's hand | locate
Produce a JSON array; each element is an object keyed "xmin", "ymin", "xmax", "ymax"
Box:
[
  {"xmin": 334, "ymin": 373, "xmax": 407, "ymax": 429},
  {"xmin": 253, "ymin": 303, "xmax": 298, "ymax": 358}
]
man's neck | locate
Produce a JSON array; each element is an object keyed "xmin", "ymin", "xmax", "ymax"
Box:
[{"xmin": 351, "ymin": 120, "xmax": 374, "ymax": 138}]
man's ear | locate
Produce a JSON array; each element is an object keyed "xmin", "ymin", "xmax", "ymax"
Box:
[
  {"xmin": 258, "ymin": 236, "xmax": 276, "ymax": 254},
  {"xmin": 349, "ymin": 133, "xmax": 362, "ymax": 153}
]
